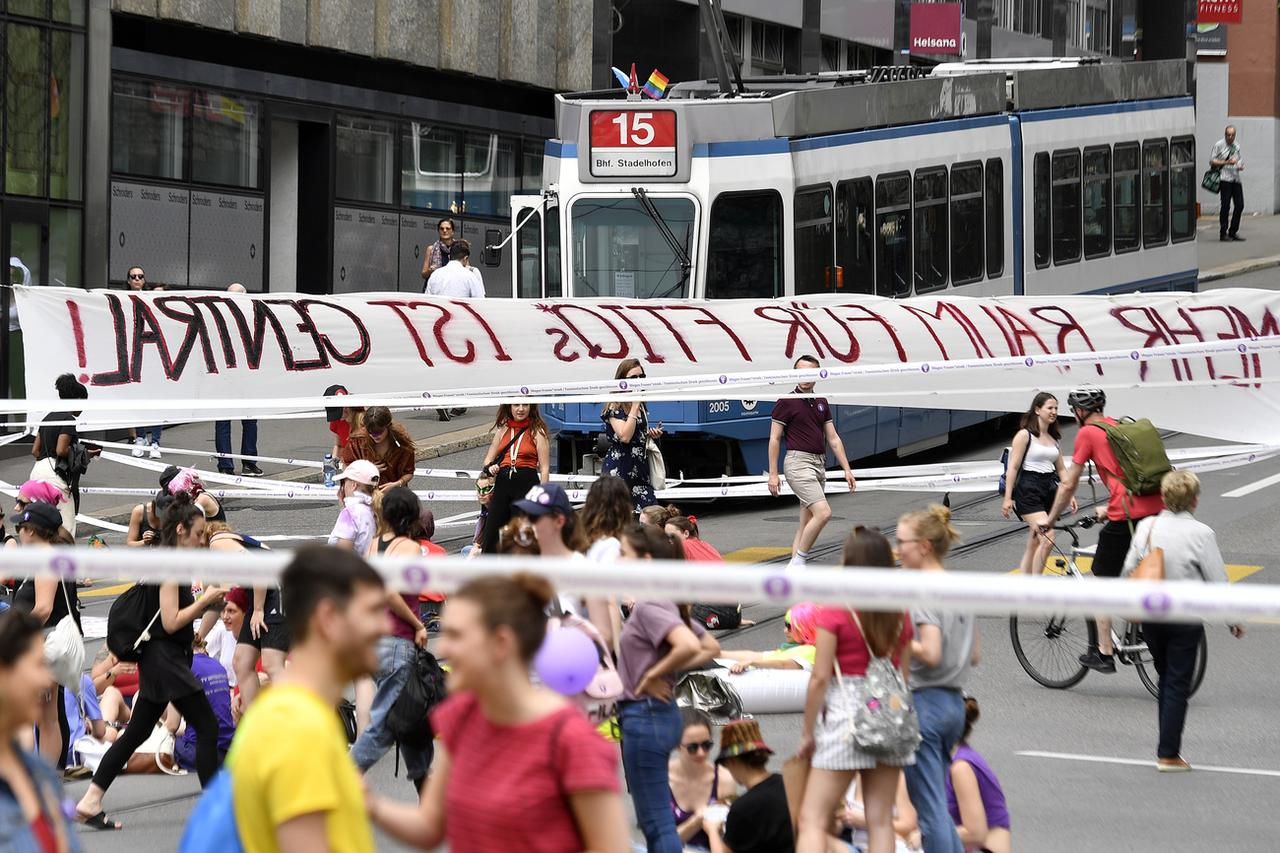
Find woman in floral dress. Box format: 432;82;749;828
600;359;664;514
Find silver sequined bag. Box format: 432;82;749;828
834;610;921;758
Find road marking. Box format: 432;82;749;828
80;582;133;599
723;546;791;563
1017;750;1280;779
1223;471;1280;498
1007;561;1263;582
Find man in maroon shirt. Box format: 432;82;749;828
767;356;857;568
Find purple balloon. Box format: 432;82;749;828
534;627;599;695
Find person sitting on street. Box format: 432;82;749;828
720;603;820;672
703;718;795;853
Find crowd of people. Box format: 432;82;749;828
0;367;1247;852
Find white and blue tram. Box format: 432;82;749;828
507;59;1197;477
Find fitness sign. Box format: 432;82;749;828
588;109;677;177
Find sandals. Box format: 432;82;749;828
77;810;122;831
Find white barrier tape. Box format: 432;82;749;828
92;438;328;470
3;548;1273;623
96;450;301;492
7;335;1280;422
0;430;31;448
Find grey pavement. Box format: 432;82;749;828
1197;212;1280;283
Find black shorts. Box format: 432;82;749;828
236;618;290;652
1012;470;1059;520
1091;519;1136;579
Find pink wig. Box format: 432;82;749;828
785;602;820;646
17;480;65;505
166;467;204;497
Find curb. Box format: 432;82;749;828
82;423;493;529
1197;254;1280;284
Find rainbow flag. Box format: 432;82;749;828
641;69;669;100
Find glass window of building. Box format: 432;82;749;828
875;172;911;298
1113;142;1140;253
463;131;516;218
49;207;81;286
949;162;983;286
111;78;186;181
1170;137;1195;242
8;0;47;19
520;138;544;193
707;190;781;299
913;166;948;293
1032;152;1049;268
836;177;874;294
571;196;695;298
191;89;260;188
401;122;460;212
1051;149;1081;265
48;30;83;200
6;23;48;196
794;186;834;294
335;114;394;205
1142;139;1168;248
984;158;1003;278
1082;146;1111;259
51;0;86;25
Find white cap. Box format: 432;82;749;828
334;459;380;486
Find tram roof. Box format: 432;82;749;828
555;59;1187;145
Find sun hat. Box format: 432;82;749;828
512;482;573;517
716;718;774;764
334;459;380;486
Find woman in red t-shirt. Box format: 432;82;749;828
367;573;629;853
796;527;914;853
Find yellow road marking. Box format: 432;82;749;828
1007;559;1264;582
79;582;134;599
723;546;792;563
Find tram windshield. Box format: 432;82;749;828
570;196;695;298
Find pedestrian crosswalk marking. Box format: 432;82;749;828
723;546;792;563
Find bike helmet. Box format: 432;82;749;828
1067;387;1107;413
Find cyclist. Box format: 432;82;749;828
1041;388;1164;673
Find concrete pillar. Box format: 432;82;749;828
84;0;111;288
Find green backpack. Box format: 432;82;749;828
1095;418;1171;497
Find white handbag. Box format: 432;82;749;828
39;580;85;695
646;437;667;491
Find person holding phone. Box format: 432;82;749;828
601;359;665;514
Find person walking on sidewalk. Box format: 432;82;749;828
1211;125;1246;242
214;283;264;477
767;356;857;568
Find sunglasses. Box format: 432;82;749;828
628;372;646;380
682;741;714;755
128;273;145;280
476;482;494;496
367;429;387;440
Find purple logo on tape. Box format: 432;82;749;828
1130;351;1141;361
1142;591;1172;616
421;391;432;399
819;369;829;380
921;363;931;374
402;564;430;589
762;576;792;600
1238;343;1248;354
50;555;76;579
719;375;728;385
1024;357;1034;367
619;380;628;391
520;386;530;395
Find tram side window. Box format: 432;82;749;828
707;190;783;299
795;186;835;295
516;208;542;298
1113;142;1140;253
1051;150;1081;265
1170;137;1196;243
1142;139;1169;248
1083;146;1111;259
985;158;1003;278
546;208;562;297
914;167;948;293
836;177;875;294
875;172;912;298
1033;152;1050;269
950;162;984;286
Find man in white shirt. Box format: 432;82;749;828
1210;125;1245;242
424;239;485;298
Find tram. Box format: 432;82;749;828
507;58;1197;477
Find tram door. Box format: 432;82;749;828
510;196;561;299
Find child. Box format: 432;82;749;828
327;459;379;554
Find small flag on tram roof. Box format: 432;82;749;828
611;66;631;89
642;69;669;100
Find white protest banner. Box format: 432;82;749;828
14;286;1280;442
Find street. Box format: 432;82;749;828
7;396;1276;851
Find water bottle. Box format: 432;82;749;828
323;454;336;488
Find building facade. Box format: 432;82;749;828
2;0;594;395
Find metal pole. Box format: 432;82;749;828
975;0;994;59
893;0;911;65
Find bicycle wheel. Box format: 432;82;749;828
1009;611;1092;689
1134;627;1209;699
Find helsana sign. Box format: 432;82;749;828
910;2;962;56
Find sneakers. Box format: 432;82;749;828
242;462;265;477
1157;757;1192;773
149;441;161;460
1230;234;1247;242
132;436;146;458
1079;649;1116;674
436;408;452;422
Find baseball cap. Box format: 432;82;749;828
513;483;573;517
323;384;349;424
334;459;380;486
16;501;62;532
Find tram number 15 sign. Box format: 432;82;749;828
589;110;678;177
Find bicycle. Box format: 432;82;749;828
1008;516;1207;698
